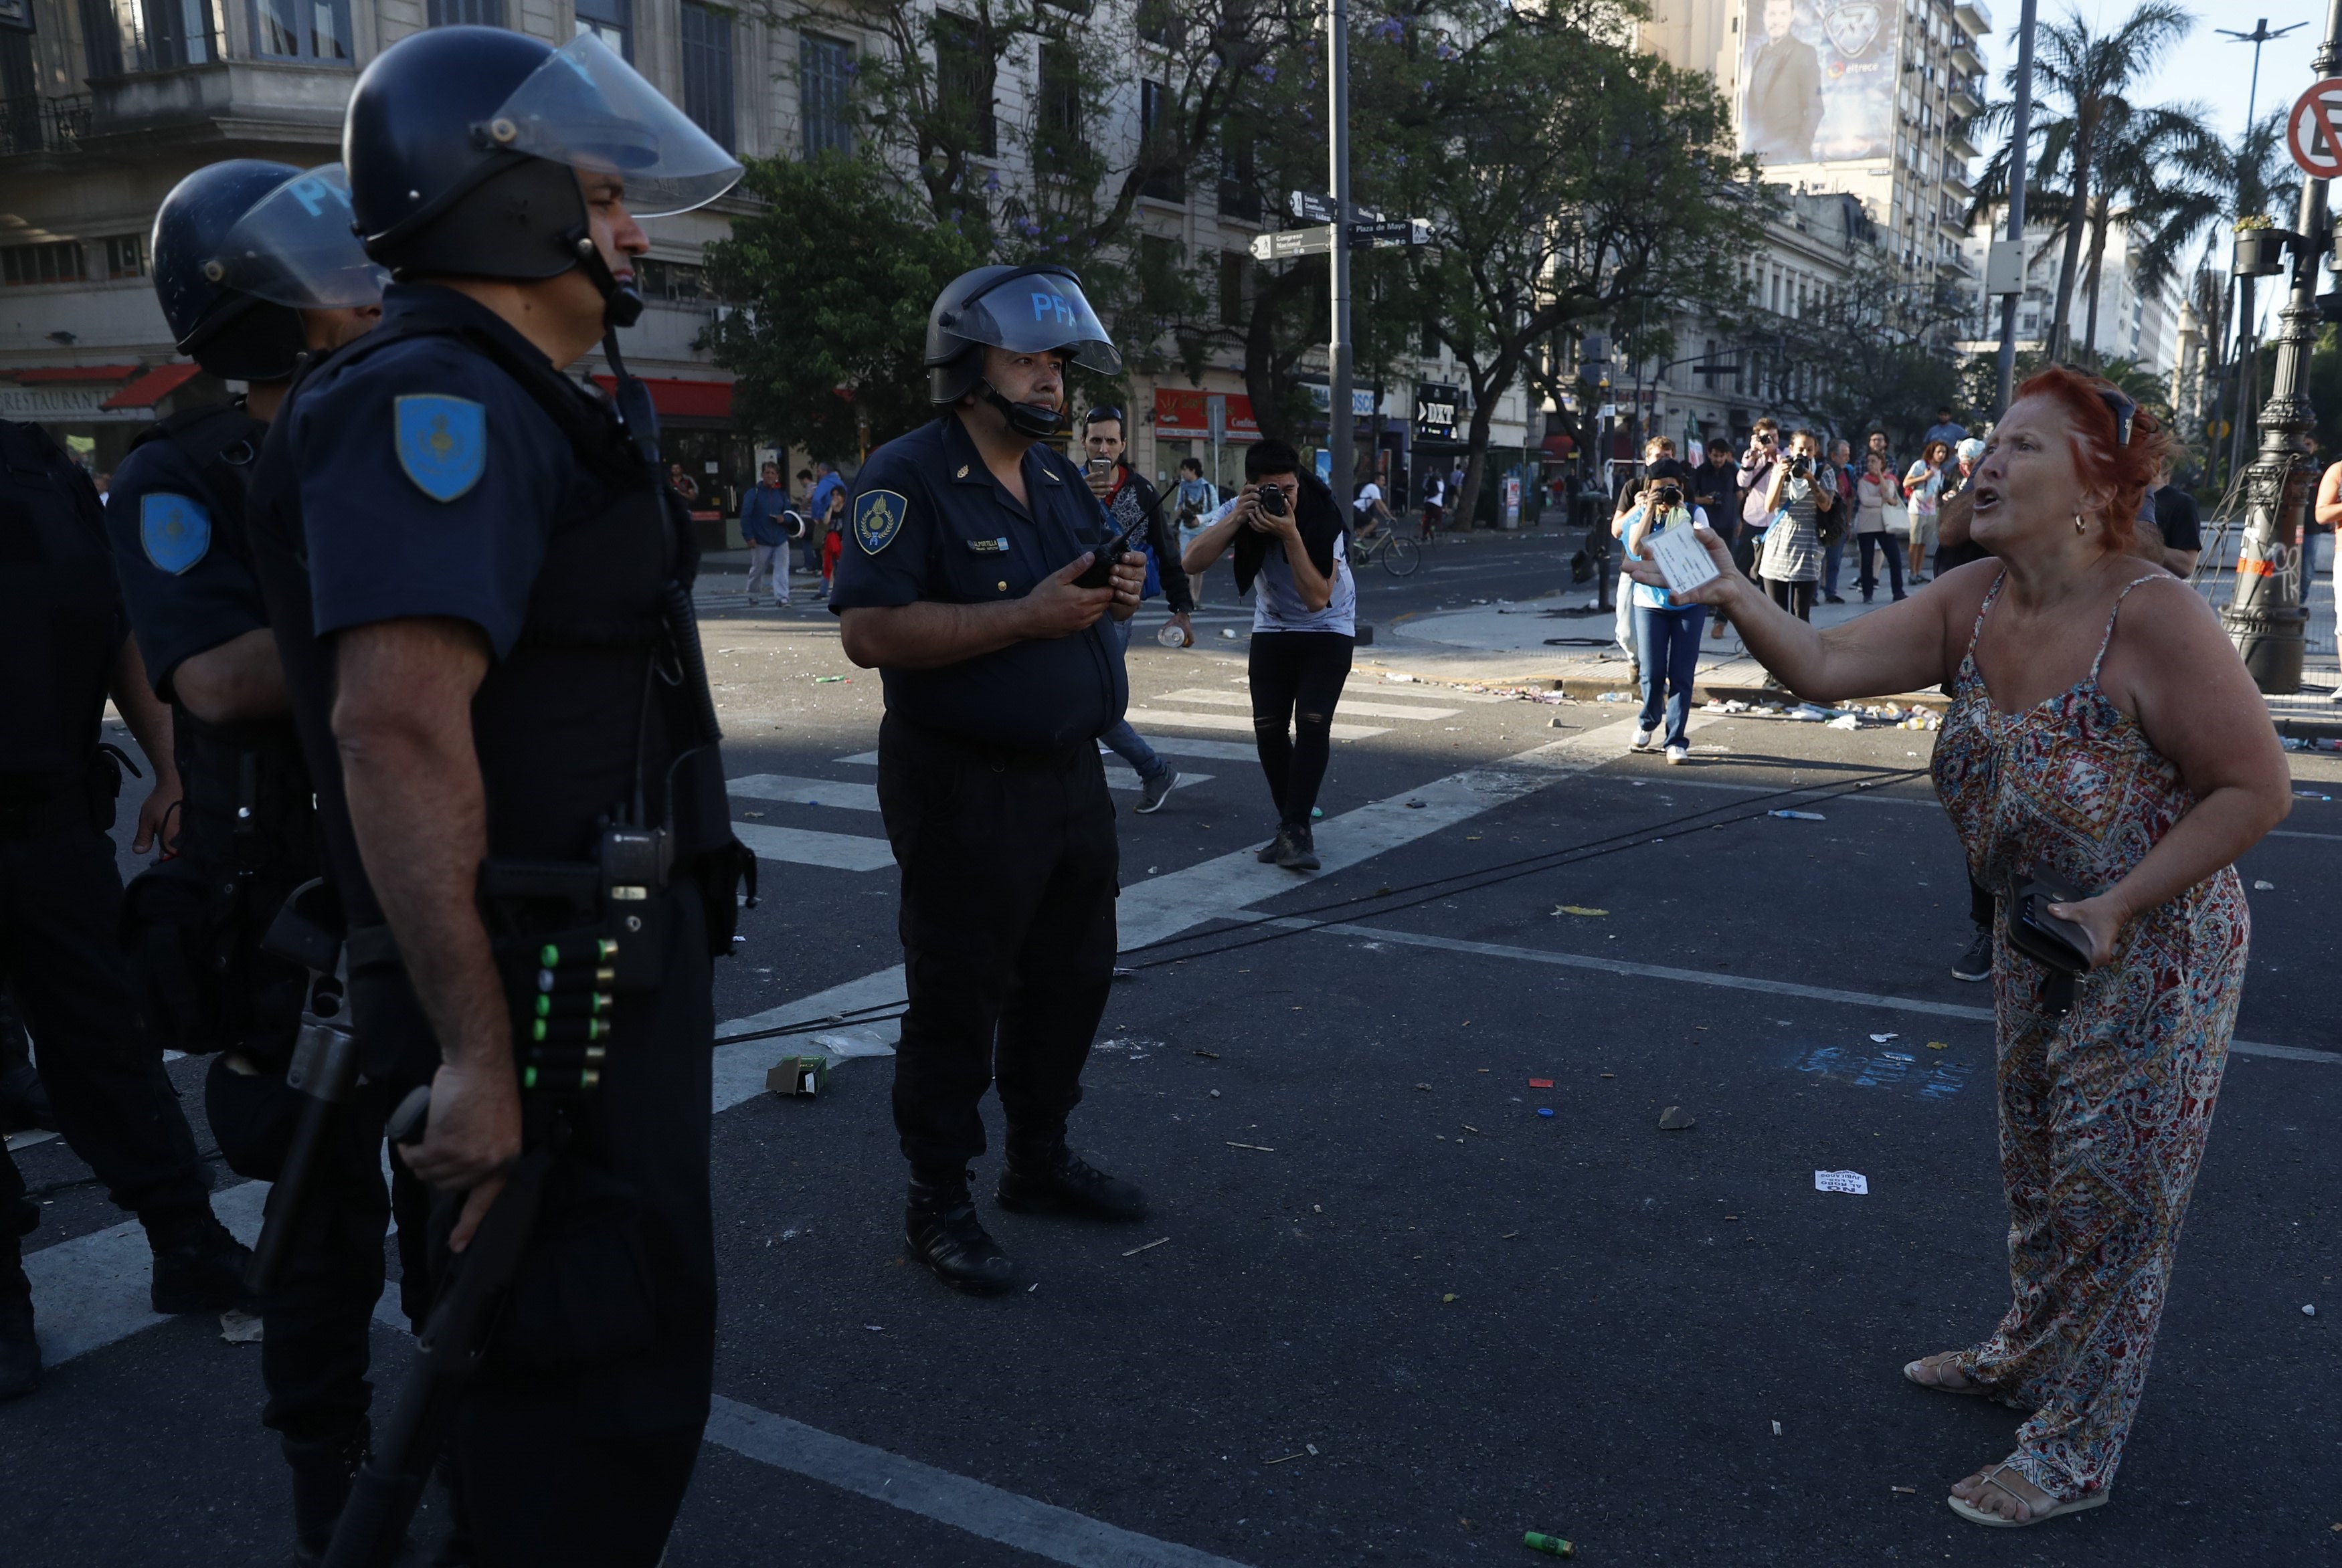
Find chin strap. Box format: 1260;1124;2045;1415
980;381;1067;440
600;326;660;468
569;233;645;330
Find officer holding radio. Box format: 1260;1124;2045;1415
242;27;747;1563
832;264;1151;1296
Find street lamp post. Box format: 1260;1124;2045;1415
2222;0;2342;694
1993;0;2038;417
2217;19;2307;491
1326;0;1354;516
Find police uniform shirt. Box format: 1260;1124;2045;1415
290;283;581;664
103;414;268;702
0;422;124;787
828;413;1128;752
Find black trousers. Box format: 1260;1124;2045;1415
1248;631;1356;831
1858;532;1906;598
0;821;211;1272
1765;577;1815;621
877;714;1119;1174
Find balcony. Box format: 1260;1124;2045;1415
1954;1;1991;39
0;95;93;158
1949;83;1981;118
1946;124;1979;160
1952;40;1981;75
83;59;350;147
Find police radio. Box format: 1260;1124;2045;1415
1075;510;1146;589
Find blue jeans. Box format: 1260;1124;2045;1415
1633;601;1708;749
1821;533;1845;597
1099;618;1168;781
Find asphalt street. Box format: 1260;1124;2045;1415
5;534;2338;1567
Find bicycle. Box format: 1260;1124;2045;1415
1352;524;1421;577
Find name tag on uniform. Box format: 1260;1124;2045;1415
966;536;1010;554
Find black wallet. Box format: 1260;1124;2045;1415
2005;868;2095;1014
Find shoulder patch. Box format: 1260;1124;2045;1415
854;490;910;555
393;395;487;502
139;492;212;575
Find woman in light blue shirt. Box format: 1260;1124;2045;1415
1622;478;1711;761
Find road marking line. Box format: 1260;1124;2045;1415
1282;920;2335;1065
843;737;1259;767
1160;688;1457;720
23;1180;268;1366
702;1397;1257;1568
733;821;896;872
712;721;1644;1100
732;773;880;812
1126;708;1389;741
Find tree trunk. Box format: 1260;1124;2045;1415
2048;108;2100;361
2081;196;2110;365
1455;367;1497;531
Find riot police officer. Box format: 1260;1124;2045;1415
0;417;253;1401
102;157;395;1561
244;27;745;1564
832;265;1152;1296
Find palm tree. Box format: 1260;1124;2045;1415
2017;1;2193;361
2074;99;2226;362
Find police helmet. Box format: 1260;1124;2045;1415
925;264;1123;405
213;163;390;314
344;28;740;312
152;159;309;381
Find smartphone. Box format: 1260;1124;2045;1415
1086;456;1115;480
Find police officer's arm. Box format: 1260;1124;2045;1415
839;557;1123;670
330;615;518;1248
174;628;290;724
106;635;182;855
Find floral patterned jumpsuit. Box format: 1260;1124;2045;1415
1928;571;2250;1501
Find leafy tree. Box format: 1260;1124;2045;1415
1733;250;1967;453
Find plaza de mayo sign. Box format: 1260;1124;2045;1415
0;384;151;423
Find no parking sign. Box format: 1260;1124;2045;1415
2287;77;2342;179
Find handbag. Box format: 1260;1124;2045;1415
2005;867;2095;1015
1882;500;1910;535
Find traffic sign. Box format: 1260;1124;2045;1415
1288;190;1338;223
1350;218;1431;248
2286;78;2342;179
1250;225;1338;260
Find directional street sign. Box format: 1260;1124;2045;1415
2287;78;2342;179
1350;217;1431;248
1251;225;1338;260
1288;190;1338;223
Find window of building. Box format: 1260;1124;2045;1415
1139;79;1182;201
426;0;503;25
103;233;145;278
1;239;88;286
1217;121;1259;221
678;0;734;152
934;13;995;157
1136;0;1176;47
82;0;219;75
573;0;629;58
252;0;351;61
1035;37;1081;172
1217;253;1248;326
800;31;852;158
634;258;705;302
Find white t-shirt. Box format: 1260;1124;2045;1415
1202;498;1358;635
1355;481;1383;515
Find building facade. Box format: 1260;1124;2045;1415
1952;219;2185;375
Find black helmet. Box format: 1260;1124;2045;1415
344;27;740;324
925;264;1122;409
152;159;308;381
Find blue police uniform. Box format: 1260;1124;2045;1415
250;282;738;1559
829;411;1127;1175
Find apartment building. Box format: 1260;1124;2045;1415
1952;219;2185;374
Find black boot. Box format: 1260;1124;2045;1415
997;1139;1149;1223
1273;823;1320;872
145;1209;254;1314
284;1423;367;1567
0;1245;38;1403
905;1171;1019;1295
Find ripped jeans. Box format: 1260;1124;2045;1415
1247;631;1355;830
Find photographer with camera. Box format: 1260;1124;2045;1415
1181;441;1354;871
1621;476;1711;762
1083;407;1190;810
1756;428;1827;622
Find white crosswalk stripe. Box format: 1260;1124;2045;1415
1155;688;1457;720
731;821;896;872
1124;707;1388;741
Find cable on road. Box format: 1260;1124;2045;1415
709;761;1929;1050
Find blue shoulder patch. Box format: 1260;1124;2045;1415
393;394;486;502
139;492;211;575
854;489;910;555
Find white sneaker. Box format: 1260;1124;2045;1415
1664;744;1689;765
1631;726;1656;750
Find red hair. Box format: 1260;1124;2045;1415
2011;364;2171;550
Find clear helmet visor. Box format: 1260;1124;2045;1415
215;164;390;310
954;270;1123;376
488;32;743;218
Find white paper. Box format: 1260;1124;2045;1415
1647;522;1720;597
1814;1169;1870;1195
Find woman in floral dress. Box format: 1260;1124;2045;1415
1623;365;2292;1527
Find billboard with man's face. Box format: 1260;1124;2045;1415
1738;0;1899;166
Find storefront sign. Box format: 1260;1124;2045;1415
1154;387;1260;443
0;385;153;423
1414;383;1461;443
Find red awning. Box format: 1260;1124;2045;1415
11;365;139;385
1538;433;1576;458
1152;387;1260;443
590;375;734;420
101;363;207;410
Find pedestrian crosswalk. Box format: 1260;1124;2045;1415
1156;688;1458;721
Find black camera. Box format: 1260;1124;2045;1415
1653;483;1684;508
1256;483;1289;517
1788;454;1813;478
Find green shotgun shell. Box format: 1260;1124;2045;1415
1522;1532;1574;1557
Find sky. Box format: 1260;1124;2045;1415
1975;1;2327;148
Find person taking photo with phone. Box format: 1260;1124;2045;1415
1182;440;1354;871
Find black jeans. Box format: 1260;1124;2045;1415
1248;631;1355;830
0;820;213;1272
1858;532;1906;598
877;715;1119;1174
1764;578;1815;622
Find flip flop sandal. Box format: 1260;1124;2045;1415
1902;1353;1988;1395
1947;1463;2110;1528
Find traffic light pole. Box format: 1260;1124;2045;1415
2222;0;2342;694
1327;0;1354;516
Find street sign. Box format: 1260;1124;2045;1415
1288;189;1338;223
2286;78;2342;178
1250;225;1338;261
1350;218;1431;248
